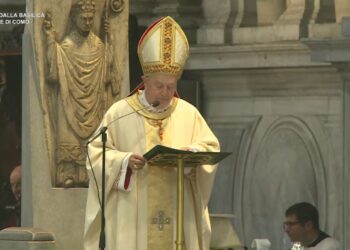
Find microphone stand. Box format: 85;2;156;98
86;101;160;250
99;126;107;250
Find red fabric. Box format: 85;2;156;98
124;167;132;190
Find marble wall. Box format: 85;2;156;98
194;65;343;249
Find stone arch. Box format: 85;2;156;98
240;115;327;248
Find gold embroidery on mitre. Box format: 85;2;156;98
138;16;189;78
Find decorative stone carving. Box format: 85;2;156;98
110;0;125;13
233;0;313;43
308;0;340;40
273;0;312;39
257;0;285;26
33;0;128;187
335;0;350;22
197;0;231;44
310;0;336;24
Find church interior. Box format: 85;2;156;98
0;0;349;249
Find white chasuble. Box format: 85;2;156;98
306;237;341;250
84;92;220;250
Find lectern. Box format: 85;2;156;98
144;145;231;250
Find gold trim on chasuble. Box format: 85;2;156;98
126;93;178;249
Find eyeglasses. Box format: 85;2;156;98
283;221;301;229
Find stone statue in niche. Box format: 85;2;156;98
41;0;124;187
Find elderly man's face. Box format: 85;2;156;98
144;75;177;109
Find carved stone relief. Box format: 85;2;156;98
32;0;128;187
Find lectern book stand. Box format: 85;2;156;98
144;145;231;250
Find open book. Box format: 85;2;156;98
143;145;231;166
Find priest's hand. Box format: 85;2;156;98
180;147;196;152
128;154;146;170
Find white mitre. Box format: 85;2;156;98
137;16;189;79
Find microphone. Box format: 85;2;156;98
86;100;160;250
86;100;160;145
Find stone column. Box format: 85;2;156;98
274;0;312;39
308;0;340;39
256;0;285;26
310;0;336;24
154;0;202;43
338;63;350;249
335;0;350;22
304;38;350;249
197;0;231;44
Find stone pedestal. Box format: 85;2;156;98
0;227;55;250
210;214;244;250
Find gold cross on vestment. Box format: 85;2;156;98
151;210;171;231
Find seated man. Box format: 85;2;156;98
284;202;340;250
